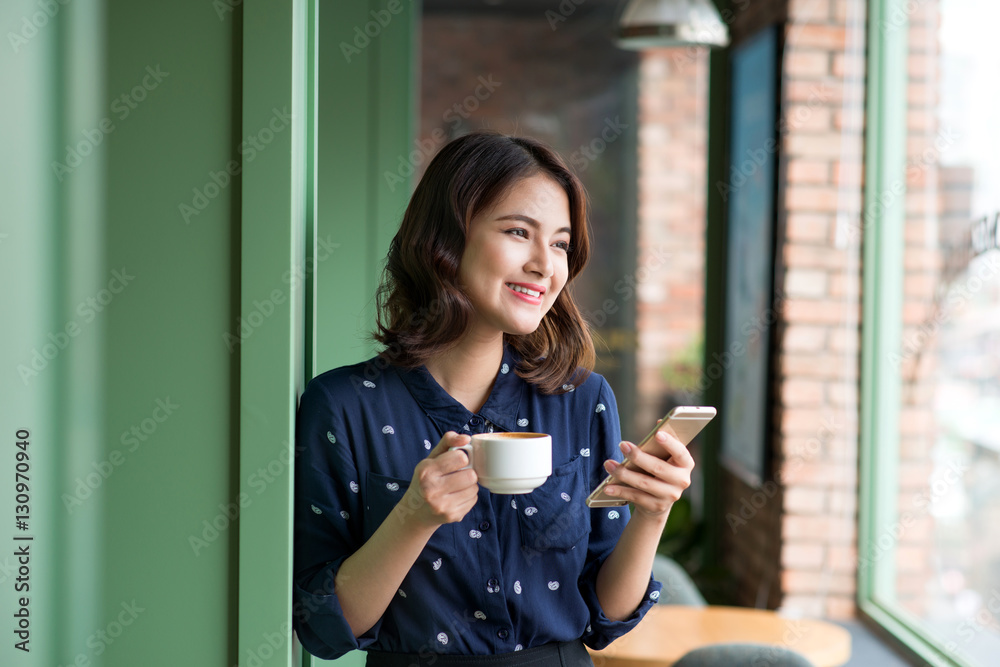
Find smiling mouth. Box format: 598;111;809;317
506;283;542;298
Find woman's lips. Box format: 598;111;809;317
505;283;544;304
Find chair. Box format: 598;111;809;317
651;554;706;607
672;643;816;667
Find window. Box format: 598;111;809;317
861;1;1000;664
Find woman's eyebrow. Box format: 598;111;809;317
496;214;572;236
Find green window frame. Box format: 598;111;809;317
858;1;973;665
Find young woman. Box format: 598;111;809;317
293;131;694;666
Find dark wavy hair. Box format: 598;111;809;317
373;130;595;394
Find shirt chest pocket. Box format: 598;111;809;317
515;456;591;555
363;472;458;564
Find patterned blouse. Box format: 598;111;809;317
292;345;660;660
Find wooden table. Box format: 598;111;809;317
588;605;852;667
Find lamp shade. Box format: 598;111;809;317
617;0;730;49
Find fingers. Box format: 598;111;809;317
651;429;695;467
631;431;694;470
427;431;473;471
427;431;470;459
603;457;687;498
600;435;694;511
436;483;480;524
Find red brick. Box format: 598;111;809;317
785;79;844;105
779;408;846;438
787;186;840;213
907;26;937;53
903;246;942;271
782;543;826;568
828;326;859;353
780;353;845;379
781;378;826;407
907;53;936;79
833;159;864;186
827;489;858;516
788;0;831;22
786;244;849;268
907;81;938;107
828;272;860;299
832;53;865;79
782;569;855;594
787;159;830;185
827;544;857;572
833;107;865;132
785;133;845;159
906;108;936;133
782;324;827;352
788;24;847;51
789;104;835;132
786;50;830;78
786;213;832;243
784;486;827;514
779;461;858;489
784;299;861;324
785;268;829;298
827;379;859;407
831;0;865;24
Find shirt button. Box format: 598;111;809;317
479;520;490;531
470;416;481;426
488;578;499;589
497;629;509;640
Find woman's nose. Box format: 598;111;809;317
525;242;554;278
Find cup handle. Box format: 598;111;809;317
450;443;473;470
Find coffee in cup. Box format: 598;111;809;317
452;432;552;494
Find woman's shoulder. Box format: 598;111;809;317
303;355;398;403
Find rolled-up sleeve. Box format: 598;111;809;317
292;377;382;659
578;379;662;650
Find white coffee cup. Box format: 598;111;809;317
452;432;552;494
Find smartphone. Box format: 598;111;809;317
585;406;717;508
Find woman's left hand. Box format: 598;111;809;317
601;430;694;520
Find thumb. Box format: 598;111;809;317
427;431;470;459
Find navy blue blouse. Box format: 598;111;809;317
292;346;661;660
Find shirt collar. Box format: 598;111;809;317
396;345;524;434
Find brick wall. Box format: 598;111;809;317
635;48;709;433
758;0;868;619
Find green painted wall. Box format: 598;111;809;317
5;0;238;663
2;1;414;665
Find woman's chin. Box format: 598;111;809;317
504;322;543;337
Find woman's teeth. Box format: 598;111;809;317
507;284;540;298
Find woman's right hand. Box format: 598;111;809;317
336;432;479;638
398;431;479;528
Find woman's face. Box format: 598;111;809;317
458;174;572;340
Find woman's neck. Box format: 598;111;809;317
424;332;505;414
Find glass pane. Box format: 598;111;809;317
889;0;1000;662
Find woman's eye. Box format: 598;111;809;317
553;240;572;252
506;228;528;238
